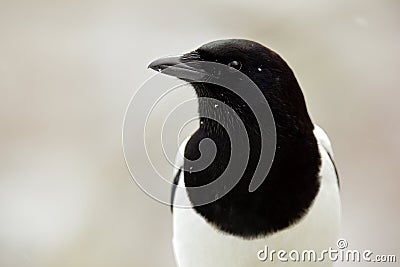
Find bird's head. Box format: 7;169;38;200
149;39;313;134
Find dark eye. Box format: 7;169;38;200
228;60;242;70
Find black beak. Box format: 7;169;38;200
148;55;208;82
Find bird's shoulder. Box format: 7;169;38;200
313;124;340;186
313;124;334;157
171;136;191;211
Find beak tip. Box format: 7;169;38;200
148;55;186;74
147;55;205;81
147;61;158;70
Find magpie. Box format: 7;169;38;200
149;39;341;267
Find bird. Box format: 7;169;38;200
148;39;341;267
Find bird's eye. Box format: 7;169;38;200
227;60;242;70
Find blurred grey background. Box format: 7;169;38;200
0;0;399;266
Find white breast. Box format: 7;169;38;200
172;125;341;267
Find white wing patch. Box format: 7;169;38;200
172;137;190;177
313;124;334;158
